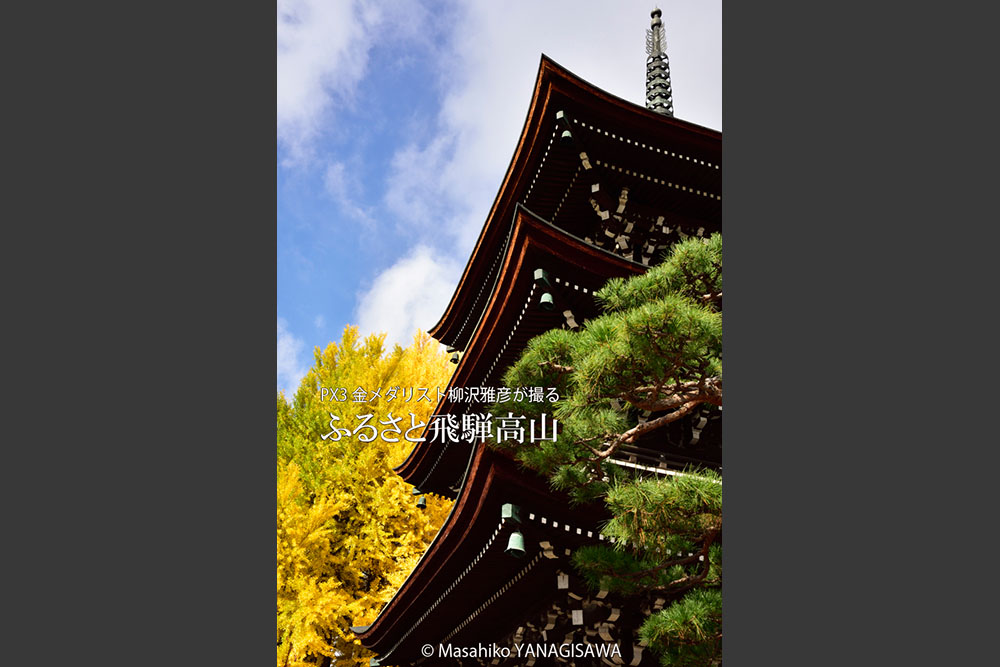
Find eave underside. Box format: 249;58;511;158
361;448;677;667
397;208;720;498
358;448;617;664
428;55;720;353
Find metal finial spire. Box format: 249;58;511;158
645;8;674;116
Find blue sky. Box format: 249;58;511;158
277;0;721;398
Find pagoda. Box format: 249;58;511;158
355;10;720;666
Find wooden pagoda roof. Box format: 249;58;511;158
428;55;721;353
396;204;721;498
357;57;722;666
395;205;647;497
356;445;647;665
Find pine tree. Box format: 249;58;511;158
490;235;722;666
277;328;454;667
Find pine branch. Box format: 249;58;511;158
623;376;722;411
583;527;720;595
585;399;702;461
537;361;575;374
610;552;702;580
651;528;719;595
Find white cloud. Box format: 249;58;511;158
277;0;437;166
323;161;375;227
384;133;458;231
277;318;308;400
354;246;462;349
277;0;378;165
314;314;325;329
383;1;721;255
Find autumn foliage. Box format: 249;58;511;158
277;327;453;666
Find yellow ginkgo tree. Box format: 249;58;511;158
277;327;453;667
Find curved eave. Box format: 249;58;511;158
427;54;720;348
396;205;646;493
453;205;646;393
357;445;497;654
357;445;606;661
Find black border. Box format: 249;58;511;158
723;2;973;664
22;2;280;664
